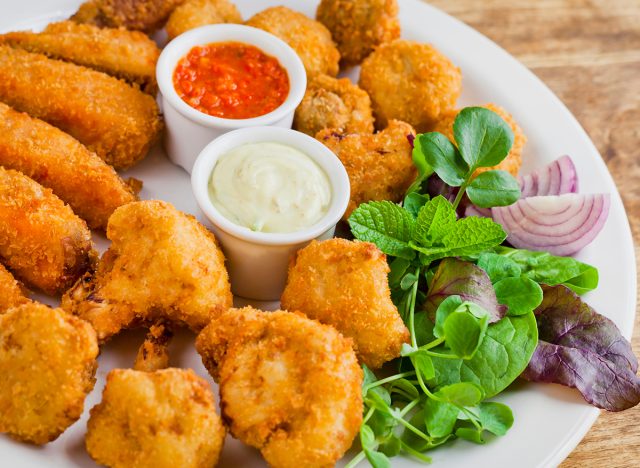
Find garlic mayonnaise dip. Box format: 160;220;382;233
208;142;331;233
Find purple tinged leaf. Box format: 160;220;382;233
522;285;640;411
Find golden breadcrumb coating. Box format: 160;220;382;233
359;39;462;131
316;0;400;65
62;200;232;342
246;6;340;78
316;119;416;219
73;0;186;33
133;323;174;372
293;74;374;136
0;102;138;230
196;307;363;468
0;303;98;444
433;103;527;177
282;238;409;369
86;368;225;468
0;21;160;94
0;263;29;314
0;46;162;170
0;168;95;295
166;0;242;40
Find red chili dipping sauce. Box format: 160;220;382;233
173;42;290;119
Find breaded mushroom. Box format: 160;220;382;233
86;368;225;468
282;238;409;369
293;74;374;136
0;303;98;444
0;168;96;295
196;307;363;468
245;6;340;78
0;263;29;314
166;0;243;40
359;39;462;131
72;0;186;33
316;0;400;65
316;119;416;219
433;103;527;177
61;200;232;342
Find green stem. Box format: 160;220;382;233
400;441;433;463
459;407;483;431
362;406;375;425
452;179;471;210
395;415;432;442
408;267;420;348
424;350;460;359
420;336;445;351
398;397;421;418
363;371;416;393
344;450;366;468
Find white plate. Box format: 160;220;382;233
0;1;636;467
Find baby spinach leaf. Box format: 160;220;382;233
436;382;484;407
466;170;521;208
424;398;459;438
443;311;488;359
404;192;430;218
476;252;521;283
416;132;468;186
477;402;514;436
414;195;456;245
494;277;543;316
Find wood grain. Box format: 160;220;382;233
426;0;640;466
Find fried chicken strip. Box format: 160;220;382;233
0;46;162;170
0;263;29;314
72;0;186;33
0;168;95;295
166;0;242;40
0;102;138;230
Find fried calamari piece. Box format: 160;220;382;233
359;39;462;131
0;21;160;94
0;46;162;170
316;119;416;219
133;323;174;372
433;103;527;177
72;0;186;33
166;0;242;40
196;307;362;468
316;0;400;65
0;303;98;444
62;200;232;342
0;263;29;314
245;6;340;78
282;238;409;369
0;103;138;230
293;74;374;136
86;368;225;468
0;168;95;295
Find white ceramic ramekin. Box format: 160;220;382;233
156;24;307;173
191;127;350;301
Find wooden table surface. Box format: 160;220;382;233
427;0;640;465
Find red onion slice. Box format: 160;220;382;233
492;193;610;256
518;155;578;198
464;204;492;218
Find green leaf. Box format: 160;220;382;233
349;201;416;259
411;350;435;381
494;277;543;316
436;382;484;407
424;398;459;438
389;379;420;400
478;402;514;436
404;192;430;218
413;195;456;245
455;427;485;444
434;295;463;338
378;435;402;457
368;409;397;439
400;272;419;290
411;133;431;176
417;132;468;186
443;311;488;359
466;170;521;208
453;107;514;169
388;257;411;288
414;312;437;347
476;252;521;283
360;424;376;449
364;449;391;468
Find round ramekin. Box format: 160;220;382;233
156;24;307;174
191;127;350;301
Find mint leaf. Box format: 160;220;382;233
466;170;521;208
494;276;543;316
417;132;468;186
453;107;514;169
414;195;456;245
349;201;416;260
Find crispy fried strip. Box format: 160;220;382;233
0;263;30;314
72;0;186;33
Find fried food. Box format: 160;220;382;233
72;0;186;33
359;39;462;131
86;368;225;468
316;119;416;219
196;307;362;468
0;263;29;314
282;238;409;369
433;103;527;177
293;74;374;136
166;0;242;40
0;303;98;444
62;200;232;342
0;168;95;295
133;323;173;372
245;6;340;78
0;21;160;94
316;0;400;65
0;102;139;230
0;46;162;170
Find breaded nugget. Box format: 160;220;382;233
62;200;232;342
73;0;186;33
316;0;400;65
133;323;173;372
0;303;98;444
166;0;242;40
86;368;225;468
359;40;462;131
316;120;416;219
196;307;362;468
0;103;138;230
0;21;160;94
433;103;527;177
0;263;29;314
282;238;409;369
245;6;340;78
0;168;95;295
0;46;162;170
293;74;374;136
